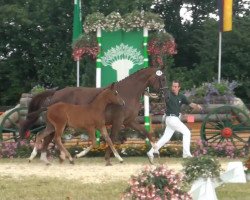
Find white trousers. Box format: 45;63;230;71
149;116;192;157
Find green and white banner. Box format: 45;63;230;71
96;28;151;145
97;29;147;86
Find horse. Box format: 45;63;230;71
20;67;166;165
28;83;125;164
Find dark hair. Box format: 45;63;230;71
172;80;181;87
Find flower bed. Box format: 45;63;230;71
122;165;191;200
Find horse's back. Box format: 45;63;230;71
52;87;103;105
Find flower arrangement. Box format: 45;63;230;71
84;11;164;33
83;12;105;33
104;12;125;32
72;33;99;61
148;32;177;68
193;139;247;158
182;156;223;184
122;165;191;200
185;79;240;104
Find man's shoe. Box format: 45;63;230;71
147;152;154;165
153;150;160;158
183;154;193;158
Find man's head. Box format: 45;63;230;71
171;80;181;95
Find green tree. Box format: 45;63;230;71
0;0;75;105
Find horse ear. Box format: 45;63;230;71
110;82;115;90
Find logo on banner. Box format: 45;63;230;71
102;43;144;81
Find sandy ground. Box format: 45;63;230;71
0;158;230;184
0;158;185;184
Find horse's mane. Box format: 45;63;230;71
116;67;155;85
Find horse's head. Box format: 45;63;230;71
106;83;125;106
148;68;167;93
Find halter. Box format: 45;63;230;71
155;70;167;97
145;69;167;100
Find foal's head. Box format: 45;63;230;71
104;83;125;106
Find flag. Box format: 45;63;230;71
73;0;82;43
218;0;233;32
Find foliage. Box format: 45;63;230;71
30;84;46;95
122;165;191;200
83;10;164;33
185;79;240;104
193;139;247;158
182;156;223;184
0;0;76;105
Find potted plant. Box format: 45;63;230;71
244;156;250;181
182;156;223;185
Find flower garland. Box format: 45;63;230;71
84;11;165;33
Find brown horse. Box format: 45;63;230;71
20;67;166;165
28;83;125;164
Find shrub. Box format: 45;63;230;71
122;165;191;200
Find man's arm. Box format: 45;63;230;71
189;103;202;111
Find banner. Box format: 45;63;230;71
72;0;82;42
100;30;145;86
218;0;233;32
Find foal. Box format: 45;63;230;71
29;83;125;164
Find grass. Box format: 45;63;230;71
0;176;127;200
0;157;250;200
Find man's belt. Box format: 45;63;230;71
166;113;180;117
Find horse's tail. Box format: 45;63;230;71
19;90;56;138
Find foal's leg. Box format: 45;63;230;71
75;128;96;158
40;133;55;164
105;121;123;166
54;128;74;164
29;126;54;165
100;126;123;163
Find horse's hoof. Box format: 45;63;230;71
119;160;124;163
74;155;78;159
105;162;112;166
28;159;31;163
70;160;75;165
46;162;52;166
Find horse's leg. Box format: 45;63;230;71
29;126;53;165
54;128;74;164
104;121;123;166
40;133;55;164
75;127;96;158
100;126;123;163
127;121;156;149
75;145;93;158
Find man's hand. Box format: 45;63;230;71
190;103;203;111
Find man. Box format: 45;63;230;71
147;80;202;164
